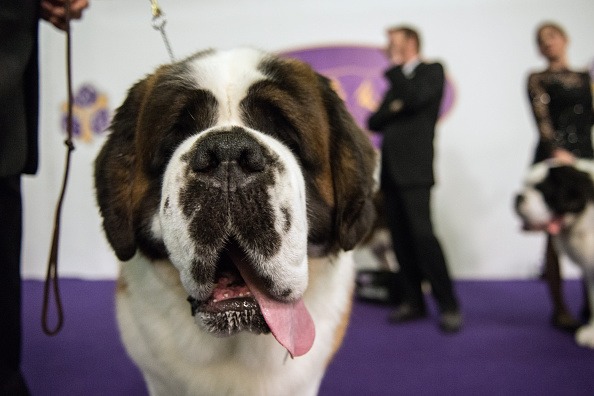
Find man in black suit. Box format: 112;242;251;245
367;26;461;332
0;1;88;393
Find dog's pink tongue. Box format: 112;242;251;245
547;217;563;235
235;264;315;358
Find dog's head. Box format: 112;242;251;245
515;161;594;234
95;48;376;356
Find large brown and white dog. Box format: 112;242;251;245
515;159;594;348
94;48;377;395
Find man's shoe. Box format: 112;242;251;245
439;310;462;333
388;304;427;323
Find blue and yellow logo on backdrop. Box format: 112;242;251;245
61;83;110;143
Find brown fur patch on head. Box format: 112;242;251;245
95;59;220;261
244;56;376;253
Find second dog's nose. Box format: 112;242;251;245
514;194;525;208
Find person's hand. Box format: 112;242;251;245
552;148;576;164
389;99;404;113
41;0;89;31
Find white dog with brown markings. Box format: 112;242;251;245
515;158;594;349
94;48;377;395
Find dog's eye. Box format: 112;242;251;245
147;89;218;174
242;98;302;156
241;83;322;172
174;90;218;137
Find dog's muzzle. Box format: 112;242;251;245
160;126;314;358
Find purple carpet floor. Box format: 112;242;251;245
22;279;594;395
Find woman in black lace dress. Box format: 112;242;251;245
527;22;593;331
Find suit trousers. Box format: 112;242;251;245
382;180;458;313
0;175;29;394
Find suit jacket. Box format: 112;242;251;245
367;62;444;186
0;0;40;177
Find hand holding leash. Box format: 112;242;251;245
40;0;89;31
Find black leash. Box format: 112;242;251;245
42;0;74;336
41;0;173;336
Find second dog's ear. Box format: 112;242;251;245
94;78;151;261
548;166;594;214
319;75;378;251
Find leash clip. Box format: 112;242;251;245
149;0;175;62
151;10;166;31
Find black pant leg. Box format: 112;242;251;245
400;187;459;313
0;175;29;395
382;182;425;308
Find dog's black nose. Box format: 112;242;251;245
192;128;266;173
190;128;268;191
514;194;524;208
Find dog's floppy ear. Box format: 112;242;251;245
319;75;378;251
94;78;151;261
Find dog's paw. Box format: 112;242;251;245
575;324;594;349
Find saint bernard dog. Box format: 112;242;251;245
94;47;377;395
515;159;594;348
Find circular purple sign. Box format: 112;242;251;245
280;45;456;148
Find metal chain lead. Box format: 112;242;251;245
149;0;175;62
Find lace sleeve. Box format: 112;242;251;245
527;73;555;142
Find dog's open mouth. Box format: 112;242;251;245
187;241;315;358
187;248;270;336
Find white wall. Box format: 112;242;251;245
22;0;594;279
